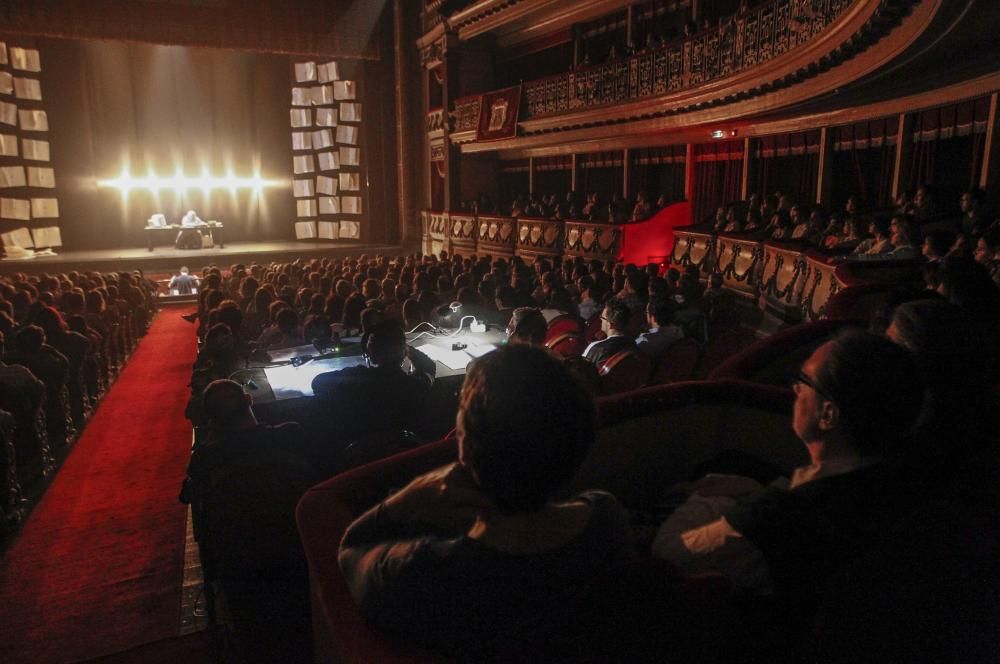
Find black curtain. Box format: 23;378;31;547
39;38;294;250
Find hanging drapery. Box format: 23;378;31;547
910;97;990;192
753;130;821;204
832;117;898;206
693;140;744;223
630;145;686;204
579;151;625;201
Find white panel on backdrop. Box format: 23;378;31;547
339;220;360;239
27;167;55;188
318;221;339;239
0;42;7;66
312;85;334;106
290;108;311;128
292;154;314;174
296;199;317;217
31;198;59;218
14;78;41;101
294;62;317;83
292;179;315;198
316;107;338;127
292;131;312;150
316;175;337;196
291;87;312;106
10;48;40;72
31;226;62;248
339;146;360;166
0;134;17;157
1;198;30;220
0;102;16;127
317;61;339;83
339;102;361;122
336;125;358;145
341;196;362;215
2;227;33;247
319;196;340;214
294;221;317;239
317;151;339;171
0;166;26;188
22;139;49;161
0;72;12;95
312;129;333;149
338;172;360;191
18;110;48;131
333;80;356;100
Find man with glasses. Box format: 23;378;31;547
582;299;635;366
653;332;924;648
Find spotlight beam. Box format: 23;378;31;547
98;170;283;193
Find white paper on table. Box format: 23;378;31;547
317;61;340;83
335;125;358;145
318;221;339;239
0;102;16;127
338;172;360;191
0;166;26;188
292;154;314;175
0;42;7;66
312;85;334;106
316;174;338;196
317;150;339;171
31;225;61;248
1;198;30;220
417;343;475;371
31;197;59;218
0;134;17;157
13;77;41;101
339;102;361;122
27;167;55;188
290;108;311;128
312;129;333;149
18;110;48;131
291;87;312;106
10;48;40;72
294;61;317;83
294;220;317;239
339;220;360;239
264;355;368;400
339;146;360;166
333;80;356;100
466;343;498;358
316;107;338;127
341;196;362;215
292;179;315;198
291;131;312;150
296;199;317;217
2;227;33;247
22;138;49;161
318;196;340;214
0;72;12;95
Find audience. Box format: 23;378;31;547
583;299;635;366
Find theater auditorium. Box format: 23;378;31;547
0;0;998;662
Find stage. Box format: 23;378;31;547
0;240;409;276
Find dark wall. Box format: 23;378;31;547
40;38;295;250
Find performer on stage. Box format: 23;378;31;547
168;266;199;294
176;209;207;250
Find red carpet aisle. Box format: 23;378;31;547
0;307;199;663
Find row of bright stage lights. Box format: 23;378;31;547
97;170;287;195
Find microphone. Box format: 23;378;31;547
436;301;463;318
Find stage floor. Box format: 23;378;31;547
0;240;409;275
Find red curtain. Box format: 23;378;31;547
753;131;821;204
832;118;898;206
909;97;990;193
0;1;381;58
693;141;743;223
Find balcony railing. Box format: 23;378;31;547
519;0;854;120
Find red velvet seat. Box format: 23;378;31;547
707;319;859;386
599;348;654;394
544;313;584;342
545;331;586;358
649;337;701;385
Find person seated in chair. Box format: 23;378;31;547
636;297;684;357
338;344;632;660
582;299;635;366
168;266;199;294
175;210;207;250
505;306;548;346
311;319;436;450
